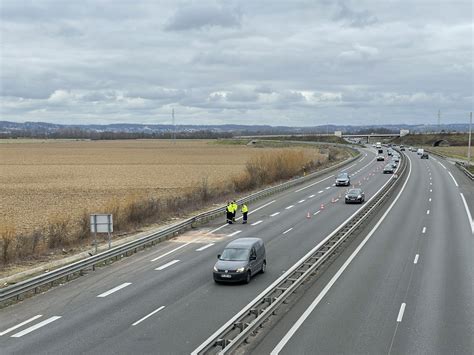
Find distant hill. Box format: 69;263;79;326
0;120;470;139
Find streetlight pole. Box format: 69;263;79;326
468;112;472;166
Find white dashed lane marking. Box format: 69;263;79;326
0;315;43;336
282;228;293;235
155;260;180;271
270;212;280;217
11;316;62;338
97;283;132;298
196;243;214;252
285;205;294;210
227;230;242;237
251;220;263;226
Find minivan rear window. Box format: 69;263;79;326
220;248;249;261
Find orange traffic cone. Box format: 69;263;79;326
306;211;311;219
320;203;325;210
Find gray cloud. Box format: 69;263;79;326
0;0;472;126
164;3;241;31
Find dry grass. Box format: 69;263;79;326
0;139;348;265
426;146;473;160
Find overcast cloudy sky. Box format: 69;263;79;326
0;0;472;126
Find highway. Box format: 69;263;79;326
0;147;472;354
254;151;473;354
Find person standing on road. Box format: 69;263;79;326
241;203;248;224
231;200;238;222
226;202;233;224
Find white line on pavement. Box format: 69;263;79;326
460;193;474;234
251;220;263;226
97;283;132;298
318;190;324;194
270;212;280;217
151;243;190;262
422;227;426;234
414;254;419;264
448;172;459;187
298;200;305;203
438;161;447;169
282;228;293;235
430;189;433;192
429;198;432;202
247;200;276;216
313;211;321;216
285;205;294;210
0;315;43;336
196;243;215;252
269;155;413;355
308;194;315;198
132;306;165;326
11;316;61;338
397;303;406;322
426;210;430;215
155;260;180;271
325;186;331;190
294;175;334;192
208;224;228;234
227;230;242;237
430;182;433;185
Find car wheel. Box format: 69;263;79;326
245;270;251;284
260;260;266;274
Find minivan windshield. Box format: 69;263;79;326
337;173;348;179
220;248;249;261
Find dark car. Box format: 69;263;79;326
421;153;429;159
383;164;395;174
335;172;351;186
213;238;266;284
400;146;405;151
345;188;365;204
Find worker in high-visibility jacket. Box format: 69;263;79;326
226;202;233;224
231;200;238;222
241;203;249;224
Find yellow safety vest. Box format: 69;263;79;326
241;204;248;213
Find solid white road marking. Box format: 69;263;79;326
298;200;305;203
429;198;432;202
132;306;165;326
422;227;426;234
270;212;280;217
247;200;276;216
282;228;293;235
414;254;419;264
313;211;321;216
11;316;61;338
269;155;413;355
397;303;406;322
251;220;263;226
325;187;331;190
0;315;43;336
227;230;242;237
308;194;315;198
97;283;132;298
196;243;215;252
318;190;324;194
155;260;180;271
448;172;459;187
426;210;430;215
294;175;335;193
151;243;190;262
460;193;474;234
285;205;294;210
438;161;447;169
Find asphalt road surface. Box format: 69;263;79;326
254;151;473;355
1;147;471;355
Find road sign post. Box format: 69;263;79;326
90;214;113;253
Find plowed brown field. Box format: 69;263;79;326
0;139;322;233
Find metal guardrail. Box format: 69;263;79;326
424;148;473;181
194;151;408;355
455;162;474;180
0;147;361;304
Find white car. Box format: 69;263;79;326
376;155;385;161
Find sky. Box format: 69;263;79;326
0;0;472;126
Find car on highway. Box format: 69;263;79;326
392;155;400;162
390;161;397;168
383;164;395;174
335;172;351;186
409;146;415;152
387;149;393;156
417;148;424;155
400;145;405;151
213;238;266;284
376;154;385;161
421;152;429;159
345;188;365;204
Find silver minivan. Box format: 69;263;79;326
213;238;266;284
